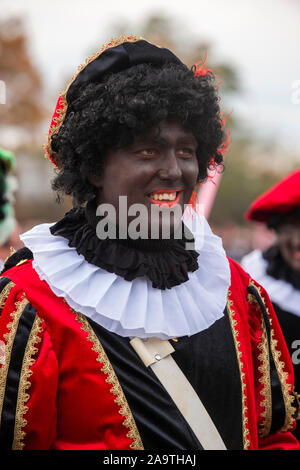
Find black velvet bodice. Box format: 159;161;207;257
87;309;244;450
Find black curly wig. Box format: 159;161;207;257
51;61;226;206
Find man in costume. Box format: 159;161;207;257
242;168;300;440
0;36;299;450
0;147;19;270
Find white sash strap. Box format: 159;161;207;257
130;337;227;450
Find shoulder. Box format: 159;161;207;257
1;252;53;305
1;246;33;274
226;256;293;370
226;256;277;328
227;256;253;303
227;255;272;301
240;249;267;282
0;250;91;392
0;249;75;332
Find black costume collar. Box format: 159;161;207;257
50;200;199;290
263;245;300;291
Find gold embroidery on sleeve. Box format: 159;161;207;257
0;295;27;424
270;326;296;432
2;247;16;267
292;391;300;421
248;281;296;433
257;317;272;438
15;260;28;267
248;282;273;437
74;311;144;450
0;280;15;311
12;315;43;450
227;293;250;450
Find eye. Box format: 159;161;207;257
135;148;158;157
177;148;195;157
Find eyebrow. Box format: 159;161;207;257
133;134;197;147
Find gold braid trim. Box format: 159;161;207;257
0;280;15;311
0;296;27;424
74;311;144;450
227;293;250;450
45;35;144;163
270;326;296;432
292;391;300;421
257;317;272;438
249;281;296;433
3;247;16;265
12;315;43;450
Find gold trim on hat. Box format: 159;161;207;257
45;35;143;163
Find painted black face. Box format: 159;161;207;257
277;219;300;275
91;120;199;237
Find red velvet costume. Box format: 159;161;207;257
0;256;299;450
242;167;300;442
1;36;299;452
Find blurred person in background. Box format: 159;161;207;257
242;168;300;440
0;147;21;269
0;37;299;451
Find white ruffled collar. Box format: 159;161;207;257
20;210;231;339
241;249;300;317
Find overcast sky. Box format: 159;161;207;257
2;0;300;154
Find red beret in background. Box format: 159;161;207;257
245;168;300;223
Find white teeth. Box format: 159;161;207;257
150;192;177;201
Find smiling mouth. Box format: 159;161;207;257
148;190;183;208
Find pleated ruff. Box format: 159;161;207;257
49;206;199;290
242;249;300;317
20;211;231;339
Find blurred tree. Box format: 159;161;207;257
210;140;281;224
0;17;45;127
0;16;66;223
111;14;239;94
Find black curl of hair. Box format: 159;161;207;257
51;62;225;206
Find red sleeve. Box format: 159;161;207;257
0;280;59;450
248;278;300;450
22;324;59;449
259;432;300;450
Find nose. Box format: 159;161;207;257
157;150;182;181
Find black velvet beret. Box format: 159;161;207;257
46;37;187;164
67;40;185;102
